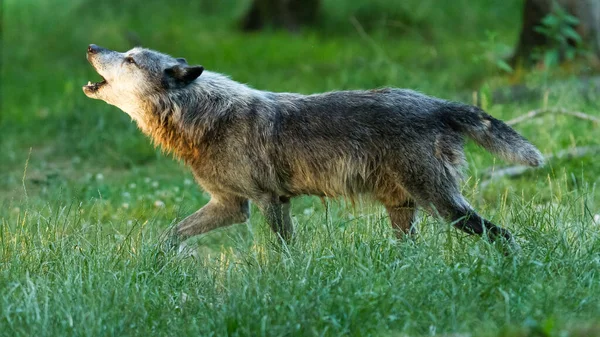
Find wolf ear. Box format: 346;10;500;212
165;65;204;86
176;58;187;65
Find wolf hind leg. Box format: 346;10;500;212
375;182;418;238
430;193;512;242
441;195;512;242
400;171;512;243
384;200;418;238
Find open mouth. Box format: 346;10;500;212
84;77;107;92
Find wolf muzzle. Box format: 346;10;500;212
87;44;108;55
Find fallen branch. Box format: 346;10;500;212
480;146;600;188
507;108;600;126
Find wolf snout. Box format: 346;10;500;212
87;44;106;54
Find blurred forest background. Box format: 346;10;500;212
1;1;600;336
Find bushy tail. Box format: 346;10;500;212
442;104;544;167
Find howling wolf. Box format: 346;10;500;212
83;44;543;245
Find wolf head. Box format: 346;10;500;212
83;44;204;120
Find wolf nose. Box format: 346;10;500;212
88;44;100;54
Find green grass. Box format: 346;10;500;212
1;0;600;336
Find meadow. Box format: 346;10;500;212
1;0;599;336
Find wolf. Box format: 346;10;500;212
83;44;543;246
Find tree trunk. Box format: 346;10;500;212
240;0;320;32
511;0;600;65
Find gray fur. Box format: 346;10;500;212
83;45;544;245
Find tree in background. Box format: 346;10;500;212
511;0;600;66
241;0;320;32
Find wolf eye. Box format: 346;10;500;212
124;57;136;65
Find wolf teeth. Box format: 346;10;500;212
87;81;92;86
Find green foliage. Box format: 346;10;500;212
533;3;587;68
1;0;600;336
473;31;514;74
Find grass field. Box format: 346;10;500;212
1;0;600;336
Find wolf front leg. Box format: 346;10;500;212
254;195;294;242
174;195;250;241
